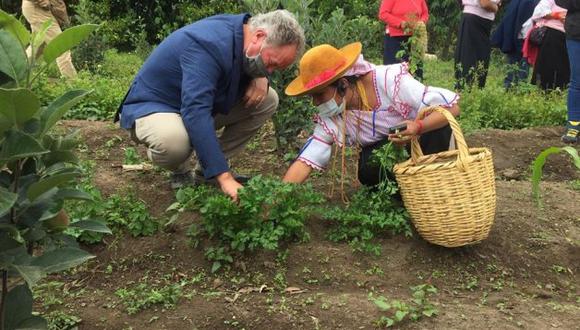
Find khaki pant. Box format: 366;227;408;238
22;0;77;79
131;87;279;174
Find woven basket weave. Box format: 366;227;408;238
393;107;496;247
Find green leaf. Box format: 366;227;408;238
3;284;34;330
0;10;30;47
531;146;580;204
0;130;47;163
69;220;111;234
11;264;44;287
372;298;391;311
0;88;40;128
394;310;408;322
0;185;17;217
0;224;23;243
30;19;53;59
422;308;438;317
0;30;27;84
31;247;94;274
561;146;580;169
56;188;93;201
43;24;99;64
27;172;79;201
40;89;91;135
211;261;221;273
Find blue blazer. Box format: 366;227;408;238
119;14;251;179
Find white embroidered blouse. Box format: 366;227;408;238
297;62;459;170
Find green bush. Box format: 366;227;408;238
168;176;324;272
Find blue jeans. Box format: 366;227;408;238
566;39;580;121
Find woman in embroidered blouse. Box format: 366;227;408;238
378;0;429;80
283;43;460;186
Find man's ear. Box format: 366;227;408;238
253;29;267;43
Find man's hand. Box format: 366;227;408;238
216;172;243;201
243;77;269;108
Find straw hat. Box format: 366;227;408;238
285;42;362;96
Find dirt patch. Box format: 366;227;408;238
44;121;579;330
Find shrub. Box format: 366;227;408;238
167;176;324;272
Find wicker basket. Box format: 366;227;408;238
393;107;496;247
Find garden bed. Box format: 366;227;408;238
43;120;579;330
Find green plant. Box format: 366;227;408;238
45;310;81;330
115;282;183;315
531;146;580;205
0;11;110;328
324;142;411;255
123;147;141;165
167;176;324;272
65;160;158;242
370;284;439;327
71;0;109;72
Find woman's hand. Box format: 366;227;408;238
243;77;269;108
388;120;421;145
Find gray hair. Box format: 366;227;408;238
248;10;305;59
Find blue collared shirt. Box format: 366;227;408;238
119;13;251;179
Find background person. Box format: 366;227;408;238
282;43;460;187
21;0;77;79
454;0;501;90
116;10;305;200
378;0;429;81
525;0;569;90
556;0;580;143
491;0;540;89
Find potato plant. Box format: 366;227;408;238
324;142;411;255
168;176;324;272
0;11;109;329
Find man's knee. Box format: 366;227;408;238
148;132;191;166
134;117;191;169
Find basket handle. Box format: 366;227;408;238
410;106;470;171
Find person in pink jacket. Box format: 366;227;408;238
379;0;429;80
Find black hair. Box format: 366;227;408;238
330;76;359;96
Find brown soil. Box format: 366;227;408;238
45;121;579;330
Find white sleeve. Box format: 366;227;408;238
384;63;429;118
421;86;460;109
296;124;334;170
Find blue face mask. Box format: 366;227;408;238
317;90;345;118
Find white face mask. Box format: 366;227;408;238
243;43;269;78
316;90;345;118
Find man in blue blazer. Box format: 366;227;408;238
117;10;305;200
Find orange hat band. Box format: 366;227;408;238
304;60;346;89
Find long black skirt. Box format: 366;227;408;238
357;125;453;186
454;13;493;90
532;27;570;91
